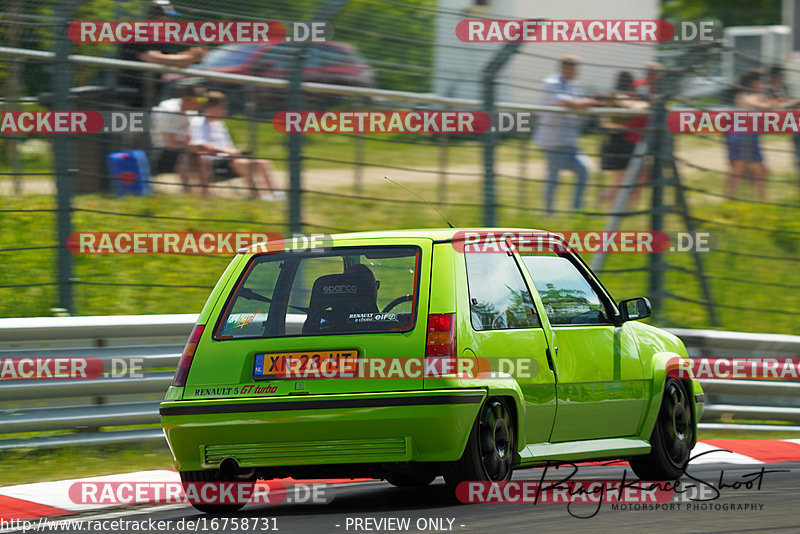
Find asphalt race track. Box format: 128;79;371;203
13;462;799;534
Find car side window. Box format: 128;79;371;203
465;253;540;331
216;261;281;338
520;254;610;325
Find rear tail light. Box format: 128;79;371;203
426;313;456;358
172;325;204;387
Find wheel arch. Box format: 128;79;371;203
444;380;526;460
484;381;526;453
638;351;702;448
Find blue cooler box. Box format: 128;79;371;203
107;150;152;196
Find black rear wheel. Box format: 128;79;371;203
385;472;437;488
630;379;694;480
180;470;246;514
442;398;516;493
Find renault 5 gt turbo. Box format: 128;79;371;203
160;228;703;513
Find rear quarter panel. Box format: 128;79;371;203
423;243;531;449
164;253;245;402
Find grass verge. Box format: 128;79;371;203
1;173;799;333
0;444;173;487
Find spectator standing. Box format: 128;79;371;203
118;0;208;109
598;70;650;208
633;61;664;99
190;92;282;200
725;70;772;199
151;84;209;194
533;55;599;214
765;65;789;101
765;65;800;175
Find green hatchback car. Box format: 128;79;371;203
160;228;703;513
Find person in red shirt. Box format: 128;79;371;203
632;61;663;99
598;70;650;208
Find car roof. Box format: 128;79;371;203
240;227;550;253
328;227;547;241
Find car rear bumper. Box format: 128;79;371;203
160;390;485;472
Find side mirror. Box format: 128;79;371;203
619;297;651;321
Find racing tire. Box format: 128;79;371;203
630;378;694;481
385;472;437;488
180;470;246;514
442;397;516;493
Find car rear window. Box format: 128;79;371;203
215;246;421;339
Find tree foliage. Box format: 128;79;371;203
661;0;782;27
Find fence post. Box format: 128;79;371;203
286;56;305;234
517;134;528;209
437;129;449;205
668;137;719;326
286;0;349;234
52;0;78;314
354;133;364;194
481;41;521;227
246;86;258;196
5;0;23;195
648;97;668;318
588;139;648;273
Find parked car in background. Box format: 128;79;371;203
165;41;375;110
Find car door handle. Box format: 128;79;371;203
545;348;555;372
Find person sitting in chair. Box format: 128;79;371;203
190;91;282;200
150;84;208;194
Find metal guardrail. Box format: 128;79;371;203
0;314;193;450
0;45;647;116
0;316;798;450
669;327;800;430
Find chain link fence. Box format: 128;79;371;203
1;0;799;334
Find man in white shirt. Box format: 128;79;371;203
533;56;598;214
151;85;209;194
190;91;281;200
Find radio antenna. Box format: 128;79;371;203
384;176;455;228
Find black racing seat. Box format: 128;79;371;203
302;270;379;333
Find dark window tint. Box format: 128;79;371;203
465;253;540;331
216;247;420;338
520;255;609;325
